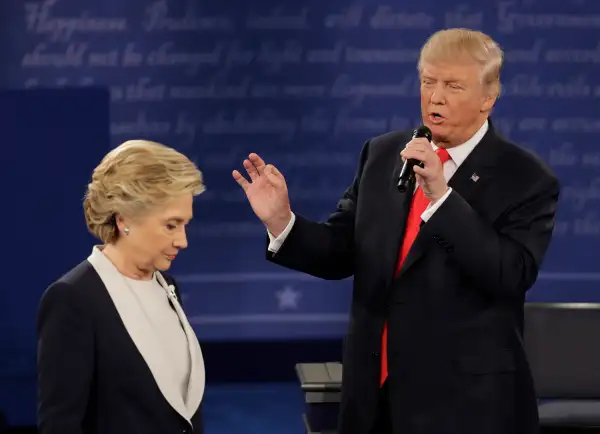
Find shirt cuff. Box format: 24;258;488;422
421;188;452;222
267;212;296;253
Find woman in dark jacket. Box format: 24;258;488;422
37;140;206;434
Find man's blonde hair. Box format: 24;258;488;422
418;28;504;96
83;140;205;243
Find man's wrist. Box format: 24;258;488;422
266;212;293;237
431;186;450;205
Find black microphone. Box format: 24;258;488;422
397;125;432;192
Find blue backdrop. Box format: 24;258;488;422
0;88;111;426
0;0;598;345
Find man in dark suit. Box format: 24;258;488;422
233;28;560;434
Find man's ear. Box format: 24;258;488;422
481;84;499;112
481;95;496;112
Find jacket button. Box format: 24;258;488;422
372;351;380;357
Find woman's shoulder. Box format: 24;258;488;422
52;259;99;287
41;260;102;305
37;260;105;334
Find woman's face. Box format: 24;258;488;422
116;194;193;274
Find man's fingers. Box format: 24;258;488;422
243;159;259;181
405;138;431;151
413;165;427;176
232;170;250;192
268;164;284;179
400;148;426;162
235;155;285;192
264;164;285;187
248;153;266;174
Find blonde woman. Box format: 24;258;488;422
37;140;206;434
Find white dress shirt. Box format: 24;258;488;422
267;120;489;253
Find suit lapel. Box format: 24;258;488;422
155;272;205;417
385;136;416;284
446;122;501;203
87;247;192;423
393;121;502;279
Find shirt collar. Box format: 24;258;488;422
431;119;489;168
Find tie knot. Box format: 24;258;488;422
436;148;451;164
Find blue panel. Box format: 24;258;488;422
0;88;110;425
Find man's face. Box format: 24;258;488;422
419;60;494;147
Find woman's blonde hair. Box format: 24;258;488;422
418;28;504;97
83;140;205;243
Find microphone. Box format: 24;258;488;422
397;125;432;192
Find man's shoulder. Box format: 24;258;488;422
495;133;558;186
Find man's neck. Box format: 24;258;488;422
437;117;488;149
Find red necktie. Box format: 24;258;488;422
380;148;451;386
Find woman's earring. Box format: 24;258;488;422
124;228;130;235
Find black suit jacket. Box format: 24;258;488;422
268;120;560;434
36;260;204;434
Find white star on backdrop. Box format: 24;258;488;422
275;286;301;310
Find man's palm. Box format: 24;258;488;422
232;153;291;229
245;172;286;222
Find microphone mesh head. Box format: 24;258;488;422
413;125;432;142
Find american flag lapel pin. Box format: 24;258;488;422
470;173;480;182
